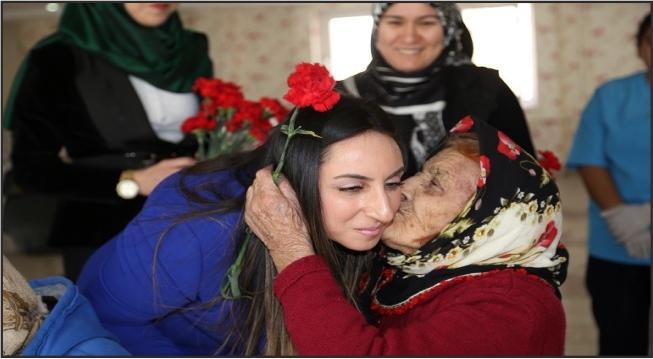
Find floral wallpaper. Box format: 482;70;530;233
2;3;651;166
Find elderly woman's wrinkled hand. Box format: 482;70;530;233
245;166;314;272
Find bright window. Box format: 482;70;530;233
320;3;537;108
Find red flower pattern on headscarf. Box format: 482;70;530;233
451;115;474;133
536;221;558;248
497;131;521;160
478;155;490;187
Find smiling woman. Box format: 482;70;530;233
76;90;408;356
335;2;536;177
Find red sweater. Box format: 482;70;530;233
274;255;566;356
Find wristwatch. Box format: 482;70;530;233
116;170;139;199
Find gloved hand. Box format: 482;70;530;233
600;203;651;242
621;227;651;259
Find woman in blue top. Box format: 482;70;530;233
77;93;407;356
566;12;651;356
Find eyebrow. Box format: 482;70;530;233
428;166;447;175
381;14;440;21
333;166;406;181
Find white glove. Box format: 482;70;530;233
600;203;651;242
621;227;651;259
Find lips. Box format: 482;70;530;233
397;48;420;55
357;224;384;238
150;3;169;11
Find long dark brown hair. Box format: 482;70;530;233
154;94;407;355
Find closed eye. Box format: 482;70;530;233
339;185;363;193
386;181;404;191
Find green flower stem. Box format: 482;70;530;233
272;108;299;185
219;107;320;300
220;229;253;299
196;131;206;161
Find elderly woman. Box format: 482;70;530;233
336;3;535;176
246;116;568;355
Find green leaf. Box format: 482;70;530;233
295;129;322;138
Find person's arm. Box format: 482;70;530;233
77;174;239;355
9;43;193;200
273;256;563;355
76;212;202;355
9;43;123;199
576;166;623;210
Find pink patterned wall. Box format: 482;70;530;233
2;3;651;165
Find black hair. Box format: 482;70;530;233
637;12;651;47
165;93;407;355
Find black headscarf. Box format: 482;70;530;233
339;3;474;168
349;3;473;107
369;116;569;314
3;3;213;129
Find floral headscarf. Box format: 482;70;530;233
2;256;48;355
370;116;569;313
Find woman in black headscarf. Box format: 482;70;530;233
3;3;213;282
336;3;535;176
246;116;568;355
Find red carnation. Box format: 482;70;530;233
260;97;290;121
283;63;340;112
181;111;216;133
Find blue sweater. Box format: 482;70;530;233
22;276;131;356
77;169;253;355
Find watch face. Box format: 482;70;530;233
117;180;139;199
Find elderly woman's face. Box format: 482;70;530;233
381;147;478;254
376;3;445;73
124;3;178;27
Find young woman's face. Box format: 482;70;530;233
124;3;178;27
381;147;479;254
376;3;445;73
319;132;405;251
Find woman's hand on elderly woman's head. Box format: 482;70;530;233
245;166;314;272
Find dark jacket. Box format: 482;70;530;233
8;41;197;247
336;65;535;176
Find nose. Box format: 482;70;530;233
365;187;396;224
402;23;419;42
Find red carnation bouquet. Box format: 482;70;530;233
221;63;341;299
182;78;289;161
